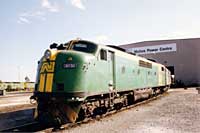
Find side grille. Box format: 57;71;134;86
139;60;152;68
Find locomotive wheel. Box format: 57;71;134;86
93;107;107;116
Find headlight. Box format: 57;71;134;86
44;50;51;60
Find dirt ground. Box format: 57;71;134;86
67;88;200;133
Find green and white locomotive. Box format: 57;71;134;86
31;39;171;125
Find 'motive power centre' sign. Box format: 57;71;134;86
127;43;177;55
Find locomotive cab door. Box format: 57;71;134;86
108;51;115;91
108;51;116;106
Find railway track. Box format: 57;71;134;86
0;121;41;132
0;92;32;99
0;92;167;132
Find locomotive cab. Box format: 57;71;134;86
34;40;98;94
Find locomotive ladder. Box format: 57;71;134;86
108;82;116;107
109;91;116;107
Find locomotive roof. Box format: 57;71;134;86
76;40;164;66
54;39;166;68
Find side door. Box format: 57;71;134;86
107;51;115;91
158;67;162;86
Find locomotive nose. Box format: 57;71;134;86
36;49;94;94
53;51;92;92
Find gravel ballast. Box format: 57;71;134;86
67;88;200;133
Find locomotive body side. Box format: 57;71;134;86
93;45;171;92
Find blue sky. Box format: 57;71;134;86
0;0;200;81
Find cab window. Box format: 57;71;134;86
71;42;97;53
161;67;164;71
100;49;107;60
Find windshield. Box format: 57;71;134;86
71;42;97;54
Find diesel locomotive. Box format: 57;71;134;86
31;39;171;125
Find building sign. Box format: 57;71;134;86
127;43;177;55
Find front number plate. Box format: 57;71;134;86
63;63;77;68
